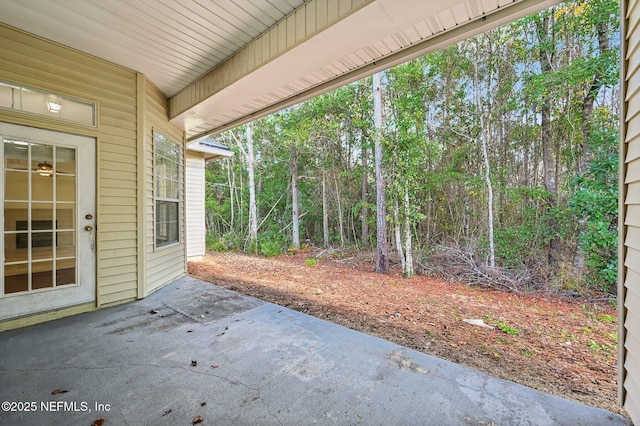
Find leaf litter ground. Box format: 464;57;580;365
188;251;624;416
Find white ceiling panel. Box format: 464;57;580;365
0;0;301;97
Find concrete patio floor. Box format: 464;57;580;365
0;277;632;426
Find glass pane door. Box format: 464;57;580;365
3;139;76;295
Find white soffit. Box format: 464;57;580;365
174;0;562;140
0;0;304;97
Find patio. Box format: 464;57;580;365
0;277;632;425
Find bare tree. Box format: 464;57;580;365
232;122;258;251
361;140;369;245
290;143;300;250
372;71;389;274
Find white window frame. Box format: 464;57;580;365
153;130;180;248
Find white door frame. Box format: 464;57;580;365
0;123;96;319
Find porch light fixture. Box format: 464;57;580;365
38;161;53;176
46;95;62;113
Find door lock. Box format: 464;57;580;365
85;214;93;220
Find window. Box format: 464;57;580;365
0;80;96;127
154;131;180;248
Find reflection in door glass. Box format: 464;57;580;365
2;139;77;295
32;261;53;290
3;140;29;170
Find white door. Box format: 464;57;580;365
0;123;96;320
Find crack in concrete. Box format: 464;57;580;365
256;393;284;426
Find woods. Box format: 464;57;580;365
204;0;620;295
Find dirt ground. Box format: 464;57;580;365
188;250;625;417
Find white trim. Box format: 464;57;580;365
186;140;232;161
0;123;96;320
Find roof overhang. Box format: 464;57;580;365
0;0;562;140
171;0;562;141
187;140;234;162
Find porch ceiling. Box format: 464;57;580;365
0;0;560;140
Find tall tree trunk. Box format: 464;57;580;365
372;71;389;274
574;21;611;273
474;36;496;267
226;158;235;231
536;14;560;266
394;196;405;272
291;143;300;251
334;174;345;248
322;170;330;248
403;185;414;278
235;122;258;251
361;143;369;245
580;21;610;173
480;124;496;268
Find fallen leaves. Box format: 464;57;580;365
192;415;204;424
51;389;68;395
91;418;105;426
191;360;198;367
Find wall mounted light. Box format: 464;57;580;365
46;95;62;113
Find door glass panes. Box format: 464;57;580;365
56;175;75;202
56;258;75;286
4;171;28;198
56;231;75;259
56;206;75;230
2;138;77;295
3;140;28;170
32;261;53;290
56;147;75;172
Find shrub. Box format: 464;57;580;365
258;229;285;257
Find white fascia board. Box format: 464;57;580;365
186;140;233;161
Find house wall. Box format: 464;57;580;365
0;24;140;309
0;24;189;326
186;151;206;260
622;0;640;422
142;78;186;295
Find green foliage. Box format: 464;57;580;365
206;231;243;252
258;230;285;257
570;113;619;292
497;322;520;335
202;2;621;295
305;259;317;266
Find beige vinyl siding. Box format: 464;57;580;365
186;152;206;259
623;0;640;422
0;24;139;308
143;78;186;294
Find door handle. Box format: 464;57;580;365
85;225;93;232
